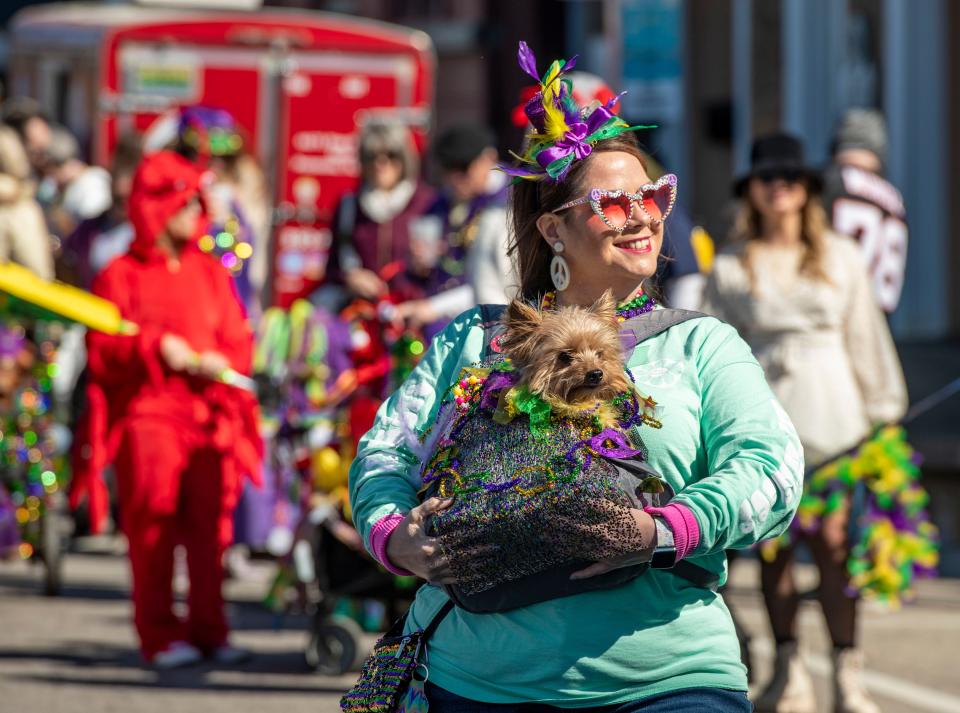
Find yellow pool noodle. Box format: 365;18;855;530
0;261;138;336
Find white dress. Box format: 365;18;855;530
701;232;907;466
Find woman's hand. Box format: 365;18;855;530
390;299;439;331
569;507;657;580
344;268;388;300
385;497;456;583
159;333;197;372
196;351;232;380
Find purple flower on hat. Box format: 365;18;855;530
533;100;618;173
536;122;591;169
499;40;655;183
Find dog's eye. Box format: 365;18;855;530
557;352;573;365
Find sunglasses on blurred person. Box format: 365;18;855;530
755;169;805;185
361;149;403;164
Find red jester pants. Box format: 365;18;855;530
115;418;236;659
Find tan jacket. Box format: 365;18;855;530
0;125;33;203
701;232;907;466
0;125;52;279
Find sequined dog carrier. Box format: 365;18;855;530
420;306;718;613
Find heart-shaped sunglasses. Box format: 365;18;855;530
552;173;678;232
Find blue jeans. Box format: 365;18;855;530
424;683;752;712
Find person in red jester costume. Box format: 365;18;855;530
70;150;262;668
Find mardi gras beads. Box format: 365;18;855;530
539;289;657;322
615;291;656;321
452;374;484;413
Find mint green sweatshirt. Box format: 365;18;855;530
349;308;803;707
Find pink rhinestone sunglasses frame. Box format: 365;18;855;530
551;173;679;232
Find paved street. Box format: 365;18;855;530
1;548;959;713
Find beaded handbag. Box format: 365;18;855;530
340;601;454;713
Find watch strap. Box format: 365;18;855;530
650;515;678;569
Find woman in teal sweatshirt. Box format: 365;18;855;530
349;53;801;712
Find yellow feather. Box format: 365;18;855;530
542;101;570;141
539;60;570;140
508;149;538;166
541;60;561;89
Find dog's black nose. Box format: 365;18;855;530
586;369;604;386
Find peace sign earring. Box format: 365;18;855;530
550;241;570;291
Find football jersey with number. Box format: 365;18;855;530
821;164;908;312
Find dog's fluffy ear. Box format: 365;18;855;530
501;299;542;361
505;299;542;330
588;289;618;325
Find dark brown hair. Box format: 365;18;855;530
508;133;646;300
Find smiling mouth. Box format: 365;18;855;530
615;236;652;254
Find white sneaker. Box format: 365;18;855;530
212;644;252;665
152;641;202;670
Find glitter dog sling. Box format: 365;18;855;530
420;305;719;613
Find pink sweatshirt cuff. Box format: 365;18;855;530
644;503;701;561
369;514;414;576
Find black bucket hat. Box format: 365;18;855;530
433;124;496;171
734;133;822;196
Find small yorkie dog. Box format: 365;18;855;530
499;290;631;418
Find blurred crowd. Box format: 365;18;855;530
0;92;713;525
0;74;919;692
0;80;720;648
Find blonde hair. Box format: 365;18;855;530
358;121;419;184
732;184;832;286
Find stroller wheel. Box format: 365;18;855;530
306;614;362;675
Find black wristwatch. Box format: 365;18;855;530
650;516;678;569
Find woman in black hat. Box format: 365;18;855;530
702;133;906;713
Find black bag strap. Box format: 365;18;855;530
477;304;707;362
614;308;719;591
618;308;707;346
477;303;506;326
422;599;455;638
670;559;721;591
383;598;455;640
